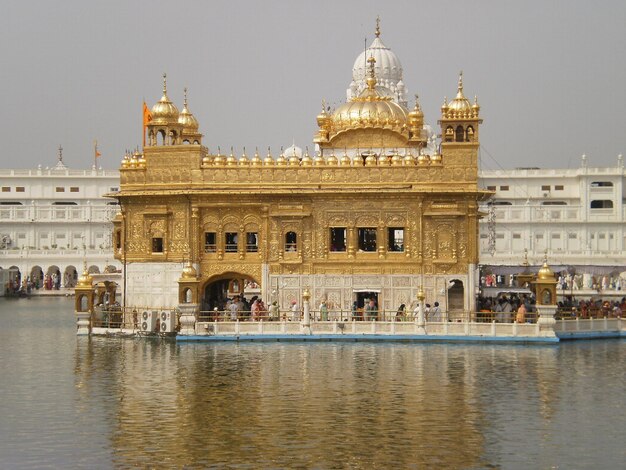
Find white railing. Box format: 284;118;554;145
0;168;119;177
0;205;118;222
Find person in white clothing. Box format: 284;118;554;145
429;302;441;322
290;300;299;321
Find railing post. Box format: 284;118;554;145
301;288;312;335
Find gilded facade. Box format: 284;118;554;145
112;24;490;314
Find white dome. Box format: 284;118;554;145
352;37;403;84
284;144;302;158
348;36;408;107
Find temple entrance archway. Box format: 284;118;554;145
201;272;261;314
448;279;465;311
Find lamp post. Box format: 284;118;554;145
416;285;426;330
302;287;311;335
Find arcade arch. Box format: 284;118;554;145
201;272;261;313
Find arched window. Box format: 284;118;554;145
455;125;464;142
466;126;474;141
157;130;166;146
590;200;613;209
285;232;297;252
445;126;454;142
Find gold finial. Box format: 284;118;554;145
375;16;381;38
458;70;463;93
183;87;188;107
162;73;167;96
58;144;63;162
414;94;421;111
366;56;377;89
417;285;425;302
217;146;221;156
523;248;529;266
543;249;548;264
242;146;247;157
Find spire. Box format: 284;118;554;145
58;145;63;163
183;87;188;108
375;16;381;38
162;73;168;97
456;70;465;98
366;56;377;89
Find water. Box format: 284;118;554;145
0;298;624;469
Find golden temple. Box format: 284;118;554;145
110;21;490;317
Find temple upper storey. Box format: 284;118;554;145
119;19;482;192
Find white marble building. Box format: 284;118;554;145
0;152;121;291
478;155;626;293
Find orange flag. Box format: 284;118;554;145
143;101;152;147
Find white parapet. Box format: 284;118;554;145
125;262;181;309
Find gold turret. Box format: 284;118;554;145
439;72;482;144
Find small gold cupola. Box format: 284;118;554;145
147;74;184;146
178;87;203;145
438;71;482;144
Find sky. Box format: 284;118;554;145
1;0;625;171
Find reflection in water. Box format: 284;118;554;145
75;338;572;469
1;299;624;468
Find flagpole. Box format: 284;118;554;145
143;100;146;148
94;140;98;169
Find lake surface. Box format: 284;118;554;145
0;297;624;469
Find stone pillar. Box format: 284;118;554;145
178;303;198;335
416;285;426;334
301;287;312;335
74;268;94;336
76;311;91;336
536;305;557;337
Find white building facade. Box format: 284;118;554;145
0;157;122;292
478;156;626;292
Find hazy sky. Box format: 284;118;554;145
1;0;625;171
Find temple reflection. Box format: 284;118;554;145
73;339;563;468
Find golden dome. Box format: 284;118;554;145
238;148;249;166
226;148;237;166
391;153;403;166
417;154;430;165
250;149;263;166
76;269;93;288
276;151;287;166
317;101;330;128
301;149;313;166
181;261;197;279
151;74;180;125
403;153;415;165
178;88;199;131
448;72;471;111
537;256;555;281
378;153;389;166
202;155;212;165
121;155;129;169
408;95;424;128
264;149;275;166
329;57;407;134
326;152;338;166
340;152;351;166
365;154;377;166
213;149;225;165
430;154;442;164
313;153;325;166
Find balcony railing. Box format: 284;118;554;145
0;205;118;222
